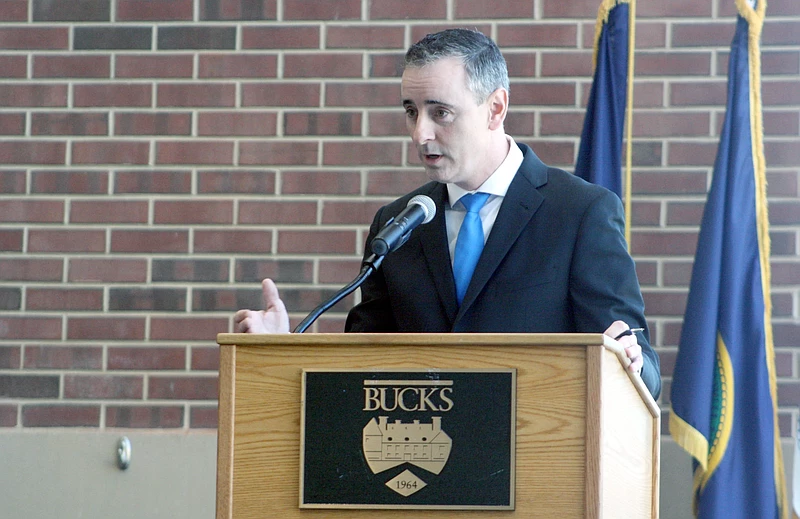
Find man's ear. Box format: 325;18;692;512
486;88;509;130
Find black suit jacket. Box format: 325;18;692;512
345;143;661;399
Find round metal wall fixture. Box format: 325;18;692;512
116;436;132;470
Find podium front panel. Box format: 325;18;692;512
215;333;659;519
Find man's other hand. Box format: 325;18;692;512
604;320;643;375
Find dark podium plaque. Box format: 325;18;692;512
300;369;516;509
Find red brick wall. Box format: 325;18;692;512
0;0;798;434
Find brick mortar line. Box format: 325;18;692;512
17;278;27;313
0;135;419;140
185;343;194;372
1;399;219;405
0;308;255;315
0;344;221;351
61;281;368;289
0;252;369;259
7;220;797;228
0;223;376;229
0;308;349;314
0;195;401;201
0;78;409;84
0;425;218;431
17;16;800;27
3;283;360;291
57;365;64;398
6;228;797;236
0;372;217;378
0;166;411;170
0;311;349;318
0;282;298;290
0;224;363;230
4;16;794;25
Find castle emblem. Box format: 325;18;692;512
362;416;452;475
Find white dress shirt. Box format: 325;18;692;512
445;135;524;266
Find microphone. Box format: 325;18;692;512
370;194;436;256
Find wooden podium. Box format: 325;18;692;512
215;333;660;519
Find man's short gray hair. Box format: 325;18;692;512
404;28;510;103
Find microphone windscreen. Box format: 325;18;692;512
408;194;436;224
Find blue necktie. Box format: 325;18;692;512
453;192;490;305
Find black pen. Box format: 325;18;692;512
614;328;644;340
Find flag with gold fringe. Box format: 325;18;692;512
668;1;788;518
575;0;635;241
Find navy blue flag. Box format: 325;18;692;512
669;2;788;518
574;0;629;198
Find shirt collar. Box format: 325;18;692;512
446;135;524;208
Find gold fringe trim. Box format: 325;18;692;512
623;0;635;247
591;0;631;71
733;1;787;518
589;0;635;248
669;408;710;472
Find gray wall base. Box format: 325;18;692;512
0;432;793;518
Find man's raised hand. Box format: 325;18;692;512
233;279;290;334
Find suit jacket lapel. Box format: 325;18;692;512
417;183;460;323
456;146;549;317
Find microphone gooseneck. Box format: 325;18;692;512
292;254;384;333
293;195;437;333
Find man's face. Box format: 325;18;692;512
401;58;494;190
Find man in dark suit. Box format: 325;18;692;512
235;28;661;399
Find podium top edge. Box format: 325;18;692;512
216;332;658;415
217;332;608;347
